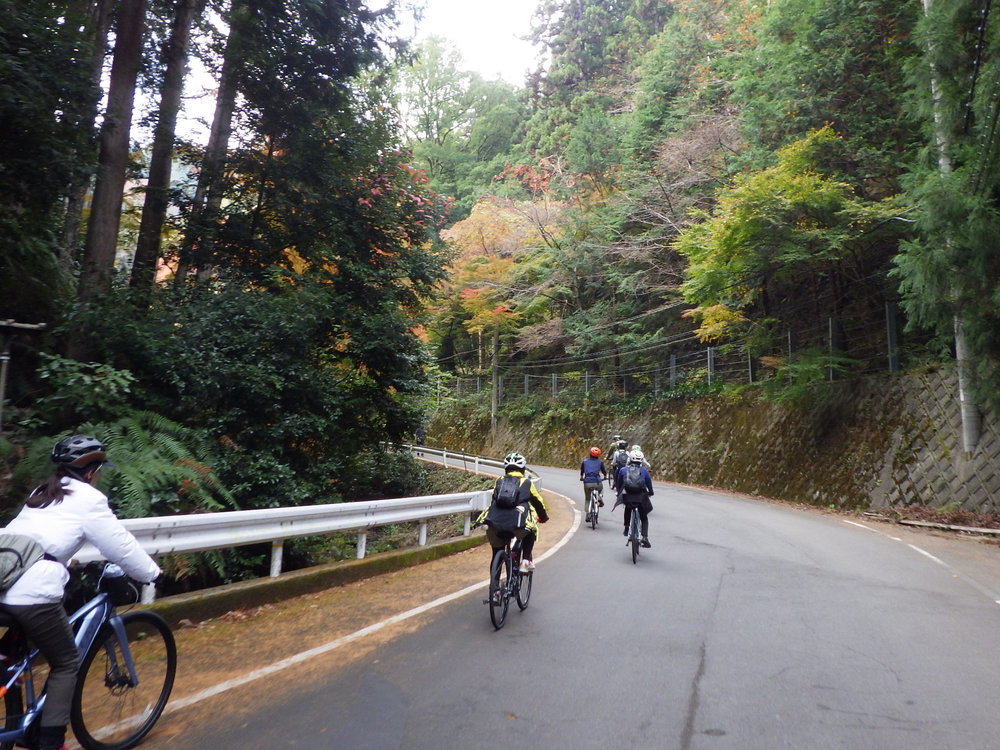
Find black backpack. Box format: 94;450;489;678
612;450;629;470
623;465;644;493
494;475;523;509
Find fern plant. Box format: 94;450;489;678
95;411;234;518
11;411;233;519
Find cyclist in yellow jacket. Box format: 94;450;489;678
477;452;549;572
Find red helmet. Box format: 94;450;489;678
589;446;601;457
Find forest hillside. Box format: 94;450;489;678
2;1;999;582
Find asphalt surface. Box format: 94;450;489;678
124;463;1000;750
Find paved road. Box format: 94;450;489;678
140;463;1000;750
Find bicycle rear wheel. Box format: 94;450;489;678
589;490;600;529
0;621;33;750
489;549;511;629
71;610;176;750
629;511;640;564
0;676;26;750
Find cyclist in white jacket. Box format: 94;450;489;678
0;435;161;750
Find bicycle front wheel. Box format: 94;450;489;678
71;610;176;750
489;550;511;629
516;569;533;610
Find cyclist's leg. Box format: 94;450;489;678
3;602;79;748
623;504;632;535
518;528;537;570
640;507;651;546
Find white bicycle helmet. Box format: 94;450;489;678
628;449;645;464
503;452;527;470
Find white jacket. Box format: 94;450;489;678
1;477;160;606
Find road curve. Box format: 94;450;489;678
133;462;1000;750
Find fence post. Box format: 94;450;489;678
456;379;461;397
418;520;428;546
669;354;677;389
747;350;755;383
464;512;472;536
885;301;900;372
524;374;529;396
269;540;284;577
585;370;590;396
787;328;796;382
707;346;715;386
356;532;367;559
477;375;482;393
828;316;842;381
552;373;558;397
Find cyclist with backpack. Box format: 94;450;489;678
615;449;654;548
608;440;630;491
0;435;161;750
477;453;549;572
579;447;607;523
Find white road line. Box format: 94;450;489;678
842;519;1000;605
163;489;579;717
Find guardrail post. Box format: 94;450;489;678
418;520;428;546
475;456;480;473
464;512;472;536
443;451;448;468
270;540;284;577
357;532;367;559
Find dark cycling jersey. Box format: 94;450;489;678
580;457;606;483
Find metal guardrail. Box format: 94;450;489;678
406;445;541;482
72;446;526;603
73;489;493;601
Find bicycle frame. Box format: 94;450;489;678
0;591;138;744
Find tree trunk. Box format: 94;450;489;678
130;0;206;292
490;327;499;437
920;0;981;455
78;0;147;303
60;0;115;266
175;0;246;283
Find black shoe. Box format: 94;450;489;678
623;528;628;537
641;537;651;548
598;499;605;507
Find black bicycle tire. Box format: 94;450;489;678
70;610;177;750
589;489;600;529
489;550;511;629
630;512;640;564
516;568;533;610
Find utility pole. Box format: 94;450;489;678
0;321;47;433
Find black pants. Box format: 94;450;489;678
1;601;79;727
486;526;537;560
624;505;649;538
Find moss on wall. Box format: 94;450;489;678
428;370;998;513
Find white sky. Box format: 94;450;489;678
405;0;539;85
174;1;540;141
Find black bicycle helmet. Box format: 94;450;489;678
51;435;108;470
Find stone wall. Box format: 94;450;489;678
428;369;999;513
